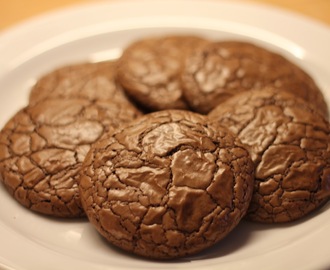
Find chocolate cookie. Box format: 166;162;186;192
29;61;134;106
208;88;330;223
116;35;208;111
0;98;141;218
79;110;254;259
181;41;329;117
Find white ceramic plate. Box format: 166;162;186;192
0;1;329;269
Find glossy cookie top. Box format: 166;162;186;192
29;61;135;107
0;97;141;217
208;88;330;223
116;35;208;111
79;110;254;259
181;41;329;117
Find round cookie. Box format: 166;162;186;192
29;61;134;107
181;41;329;117
208;88;330;223
79;110;254;259
116;35;208;111
0;98;141;218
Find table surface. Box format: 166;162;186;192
1;0;330;31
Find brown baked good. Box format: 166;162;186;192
208;88;330;223
0;98;141;217
29;61;134;106
79;110;254;259
181;41;329;117
116;35;208;111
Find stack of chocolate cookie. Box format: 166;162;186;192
0;35;329;260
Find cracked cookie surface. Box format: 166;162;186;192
0;98;141;217
29;61;134;107
116;35;208;111
208;88;330;223
181;41;329;117
79;110;254;259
